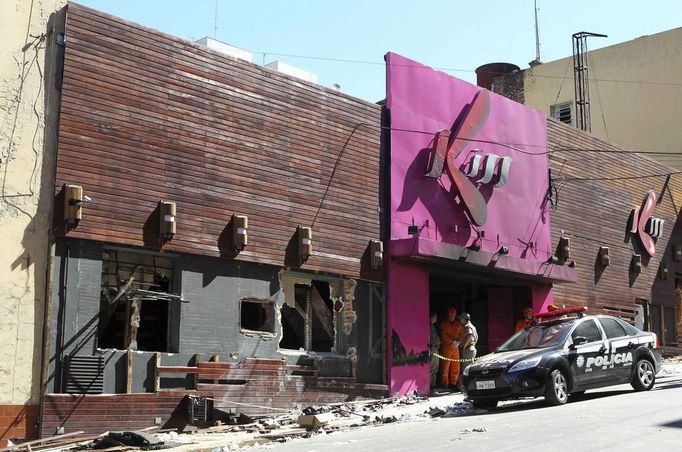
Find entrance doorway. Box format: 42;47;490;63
429;274;534;354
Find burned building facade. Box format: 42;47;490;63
42;3;386;435
17;2;681;441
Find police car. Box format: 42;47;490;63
461;307;662;409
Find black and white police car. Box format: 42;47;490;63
462;307;662;409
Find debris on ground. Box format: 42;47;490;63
9;358;681;452
297;412;335;429
90;430;169;450
461;427;487;433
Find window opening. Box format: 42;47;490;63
98;249;181;352
550;102;573;125
280;280;335;352
240;298;276;334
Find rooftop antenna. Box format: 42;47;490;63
213;0;218;39
529;0;542;67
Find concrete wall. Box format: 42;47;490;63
518;28;682;169
0;0;66;443
46;239;384;394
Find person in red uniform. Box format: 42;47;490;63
439;307;463;389
514;306;535;332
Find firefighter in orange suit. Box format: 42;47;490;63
515;306;535;332
439;307;463;389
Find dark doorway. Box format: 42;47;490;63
280;282;334;352
429;276;489;353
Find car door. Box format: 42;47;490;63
598;317;634;381
568;319;609;387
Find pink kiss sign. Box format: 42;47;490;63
386;52;552;261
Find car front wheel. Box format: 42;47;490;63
631;358;655;391
545;369;568;406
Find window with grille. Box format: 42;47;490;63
550;102;573;125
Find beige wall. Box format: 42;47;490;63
522;27;682;169
0;0;65;405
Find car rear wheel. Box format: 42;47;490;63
631;358;655;391
545;369;568;406
471;399;498;410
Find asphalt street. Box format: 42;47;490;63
246;371;682;452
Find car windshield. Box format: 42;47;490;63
497;320;574;352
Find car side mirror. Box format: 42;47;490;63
571;336;588;348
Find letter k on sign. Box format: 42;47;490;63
425;90;491;226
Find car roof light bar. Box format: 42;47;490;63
534;306;587;321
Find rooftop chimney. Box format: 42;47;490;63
475;62;520;90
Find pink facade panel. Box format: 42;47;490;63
386;52;552;261
487;288;514;351
386;262;430;395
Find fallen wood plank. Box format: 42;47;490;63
0;431;86;452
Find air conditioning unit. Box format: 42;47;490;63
188;396;212;424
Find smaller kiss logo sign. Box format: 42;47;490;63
627;190;664;256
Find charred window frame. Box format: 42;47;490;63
98;248;180;352
240;298;276;335
279;275;343;353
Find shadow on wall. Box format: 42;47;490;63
142;203;161;249
0;405;40;445
4;6;67;414
396;147;474;242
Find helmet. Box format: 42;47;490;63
459;312;471;321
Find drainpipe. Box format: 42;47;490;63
38;6;67;437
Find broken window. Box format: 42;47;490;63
98;248;180;352
280;281;335;352
240;298;276;334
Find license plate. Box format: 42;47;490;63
476;380;495;390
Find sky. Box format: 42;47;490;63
76;0;682;102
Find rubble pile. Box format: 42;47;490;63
5;358;682;452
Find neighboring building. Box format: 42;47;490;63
489;28;682;169
384;53;682;395
0;1;66;445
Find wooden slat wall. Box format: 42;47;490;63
56;3;382;278
547;118;682;313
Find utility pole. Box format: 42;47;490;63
529;0;542;67
213;0;218;39
572;32;607;132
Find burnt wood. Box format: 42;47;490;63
56;3;382;278
547;118;682;316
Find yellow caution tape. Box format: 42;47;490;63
432;352;485;363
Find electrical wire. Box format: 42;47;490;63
310;122;363;229
372;123;682;157
558;171;682;183
246;50;682;88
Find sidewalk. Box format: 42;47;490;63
10;359;681;452
160;357;682;451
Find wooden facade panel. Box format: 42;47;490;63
57;3;382;278
548;119;682;312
